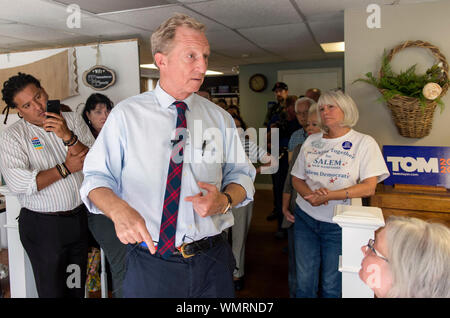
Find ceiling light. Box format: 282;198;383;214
140;64;158;69
205;70;223;75
320;42;345;53
140;64;223;75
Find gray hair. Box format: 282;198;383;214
151;13;206;61
294;97;315;113
384;216;450;298
316;90;359;129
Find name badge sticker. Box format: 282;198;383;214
31;137;43;149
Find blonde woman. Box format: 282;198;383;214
290;90;389;297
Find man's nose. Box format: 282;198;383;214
32;100;44;111
196;57;208;74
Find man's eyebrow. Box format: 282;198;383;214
20;99;32;108
20;90;41;108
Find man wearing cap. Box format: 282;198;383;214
263;82;289;127
263;82;289;225
264;83;301;241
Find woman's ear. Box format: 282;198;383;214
85;111;91;122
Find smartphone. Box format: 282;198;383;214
46;100;61;118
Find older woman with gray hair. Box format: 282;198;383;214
287;97;316;154
360;216;450;298
290;90;390;298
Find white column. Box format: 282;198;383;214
100;248;108;298
332;200;384;298
0;186;38;298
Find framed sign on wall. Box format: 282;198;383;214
82;65;116;90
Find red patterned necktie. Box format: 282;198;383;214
157;101;187;259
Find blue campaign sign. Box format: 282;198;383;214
383;145;450;188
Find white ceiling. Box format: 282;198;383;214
0;0;442;75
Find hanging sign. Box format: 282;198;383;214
82;65;116;90
383;145;450;188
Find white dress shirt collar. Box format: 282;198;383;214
154;81;195;111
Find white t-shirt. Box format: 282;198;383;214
291;129;389;223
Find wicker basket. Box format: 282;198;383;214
379;41;449;138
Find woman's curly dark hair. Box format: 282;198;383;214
2;72;41;109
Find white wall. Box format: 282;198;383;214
0;39;140;131
345;0;450;146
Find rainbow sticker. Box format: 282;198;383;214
31;137;43;150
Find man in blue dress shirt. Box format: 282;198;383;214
80;13;255;298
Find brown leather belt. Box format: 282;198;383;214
138;232;225;258
175;232;225;258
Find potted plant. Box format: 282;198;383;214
354;40;449;138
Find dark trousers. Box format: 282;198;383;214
87;212;127;298
271;153;289;230
122;234;236;298
18;206;88;298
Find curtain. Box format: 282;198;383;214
0;49;79;114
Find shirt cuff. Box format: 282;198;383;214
222;174;255;208
26;169;39;195
80;175;118;214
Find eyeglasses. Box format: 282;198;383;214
366;239;389;263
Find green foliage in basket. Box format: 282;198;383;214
354;52;449;112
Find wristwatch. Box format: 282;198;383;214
221;192;233;214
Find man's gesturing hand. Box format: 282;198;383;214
110;204;156;254
184;181;228;217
